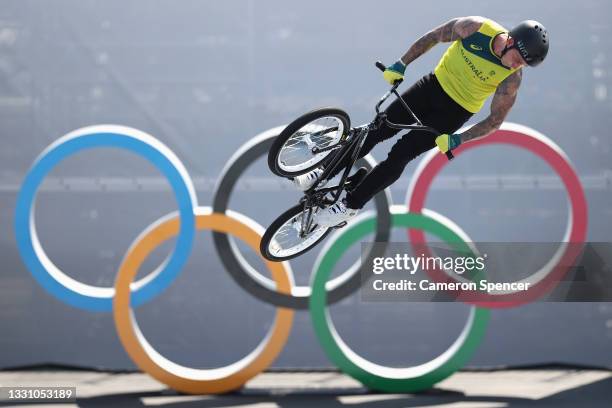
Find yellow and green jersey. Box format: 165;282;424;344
434;19;518;113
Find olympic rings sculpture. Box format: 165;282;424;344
14;122;587;394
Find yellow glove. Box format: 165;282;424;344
383;60;406;85
435;134;462;154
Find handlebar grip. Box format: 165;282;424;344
376;61;402;86
446;151;454;161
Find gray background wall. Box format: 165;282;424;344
1;0;611;370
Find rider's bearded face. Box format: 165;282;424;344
501;37;528;70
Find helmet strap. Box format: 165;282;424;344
500;40;515;68
501;42;513;58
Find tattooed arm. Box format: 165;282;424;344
459;70;522;143
400;16;485;65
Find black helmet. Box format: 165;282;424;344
508;20;549;67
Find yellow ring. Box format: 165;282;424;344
113;207;294;394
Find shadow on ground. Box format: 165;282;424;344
3;376;604;408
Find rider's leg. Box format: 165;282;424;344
344;129;436;209
323;74;436;179
316;73;473;226
345;111;473;209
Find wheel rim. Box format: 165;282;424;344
267;209;329;258
277;116;344;173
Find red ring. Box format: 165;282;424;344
406;124;588;308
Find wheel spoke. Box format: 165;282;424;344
277;116;344;173
266;209;328;258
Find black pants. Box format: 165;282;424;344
333;73;473;209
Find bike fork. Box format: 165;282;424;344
299;199;315;238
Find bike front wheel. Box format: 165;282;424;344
260;204;332;262
268;108;350;177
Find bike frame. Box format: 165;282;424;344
295;62;449;237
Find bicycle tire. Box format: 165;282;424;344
260;204;332;262
268;108;350;177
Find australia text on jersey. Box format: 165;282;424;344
459;46;494;83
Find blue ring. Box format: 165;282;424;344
14;128;196;311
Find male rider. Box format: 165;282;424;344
292;16;549;227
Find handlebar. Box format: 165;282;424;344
374;61;454;161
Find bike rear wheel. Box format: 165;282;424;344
260;204;332;262
268;108;350;177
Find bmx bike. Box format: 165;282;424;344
260;62;453;262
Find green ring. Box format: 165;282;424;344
309;211;490;393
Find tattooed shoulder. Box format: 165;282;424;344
453;16;485;39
